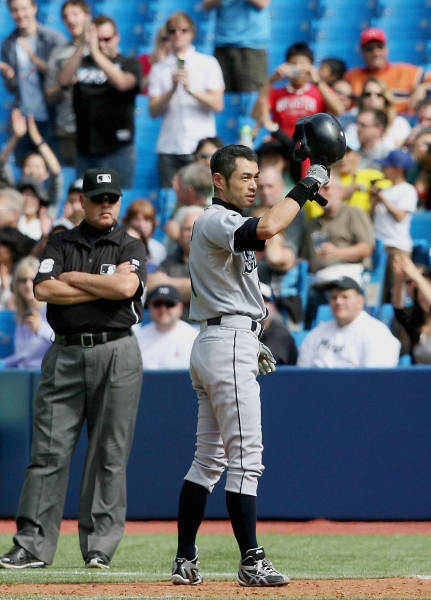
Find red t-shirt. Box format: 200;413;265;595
268;83;327;136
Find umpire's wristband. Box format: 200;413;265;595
288;177;320;208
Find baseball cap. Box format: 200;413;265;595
16;175;49;205
323;276;364;295
82;167;122;198
148;285;181;305
377;149;414;172
68;178;83;193
360;27;387;47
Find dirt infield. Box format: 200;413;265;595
1;579;431;598
1;520;431;597
3;518;431;534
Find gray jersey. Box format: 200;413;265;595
189;203;266;322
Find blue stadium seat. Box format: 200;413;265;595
363;238;388;313
376;302;394;328
412;238;430;267
410;211;431;245
290;329;308;349
313;303;332;326
0;310;15;358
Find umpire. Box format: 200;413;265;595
0;167;146;570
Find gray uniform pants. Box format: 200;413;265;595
186;317;264;496
14;334;143;564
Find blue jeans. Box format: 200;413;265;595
76;143;136;189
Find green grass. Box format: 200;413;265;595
0;532;430;584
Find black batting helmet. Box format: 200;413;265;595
292;113;346;166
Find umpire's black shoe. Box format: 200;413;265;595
237;546;289;587
0;545;46;569
85;550;110;569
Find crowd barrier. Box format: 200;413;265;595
1;366;431;520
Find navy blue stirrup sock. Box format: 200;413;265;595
176;480;209;560
226;491;258;559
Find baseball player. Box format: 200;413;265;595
171;114;346;586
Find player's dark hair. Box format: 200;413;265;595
285;42;314;63
320;57;346;80
210;145;258;181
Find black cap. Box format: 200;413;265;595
148;285;181;305
82;167;122;198
16;175;49;205
323;276;364;295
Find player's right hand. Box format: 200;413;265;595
305;164;329;188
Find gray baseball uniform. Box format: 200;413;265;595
184;199;267;496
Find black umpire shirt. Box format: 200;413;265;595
34;220;147;334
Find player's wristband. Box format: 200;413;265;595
287;177;320;208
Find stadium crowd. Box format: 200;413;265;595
1;0;431;368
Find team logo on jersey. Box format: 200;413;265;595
243;251;257;274
100;264;116;275
39;258;54;273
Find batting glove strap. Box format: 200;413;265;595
258;342;276;375
288;178;320;208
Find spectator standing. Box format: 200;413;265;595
0;0;66;165
203;0;270;93
0;166;146;570
392;254;431;364
318;57;346;86
252;42;344;139
2;255;52;369
45;0;91;166
194;136;224;167
148;11;224;188
60;15;141;188
370;149;417;296
298;276;400;367
134;284;197;369
345;27;424;115
137;24;171;94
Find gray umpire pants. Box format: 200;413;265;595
14;334;143;564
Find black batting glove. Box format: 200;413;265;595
287;164;329;208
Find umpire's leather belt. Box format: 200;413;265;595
205;315;262;336
55;329;132;348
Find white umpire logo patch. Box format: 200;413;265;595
100;264;116;275
96;174;111;184
39;258;54;273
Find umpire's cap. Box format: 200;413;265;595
82;167;122;197
292;113;346;166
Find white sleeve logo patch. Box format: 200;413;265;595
131;259;140;267
39;258;54;273
100;264;116;275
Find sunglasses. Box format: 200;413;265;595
151;300;176;308
196;152;213;159
98;35;115;42
363;42;385;51
88;194;120;205
168;27;190;35
363;91;385;98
